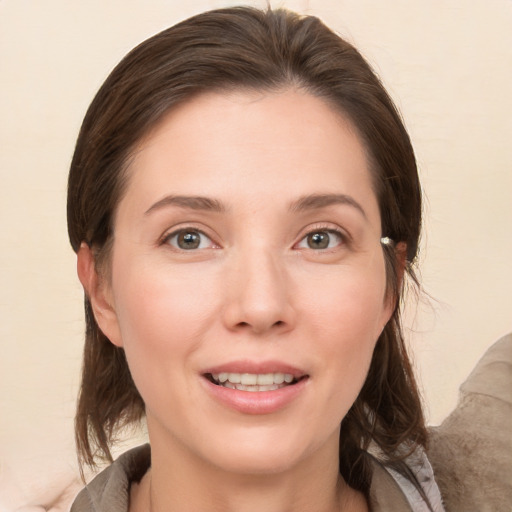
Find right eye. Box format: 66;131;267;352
163;229;215;251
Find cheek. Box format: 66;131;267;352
300;261;389;341
300;264;388;401
109;259;220;393
113;258;216;341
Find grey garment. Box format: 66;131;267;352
72;445;150;512
71;444;433;512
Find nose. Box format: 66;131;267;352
222;248;296;336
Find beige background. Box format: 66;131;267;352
1;0;511;507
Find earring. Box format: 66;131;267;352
380;236;395;247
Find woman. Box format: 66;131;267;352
68;6;444;511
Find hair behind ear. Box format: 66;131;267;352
75;244;144;472
339;319;428;493
76;298;144;473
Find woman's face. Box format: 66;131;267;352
94;89;393;475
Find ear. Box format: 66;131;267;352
395;241;408;289
77;242;123;347
381;241;408;329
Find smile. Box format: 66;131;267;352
207;372;299;391
202;362;309;413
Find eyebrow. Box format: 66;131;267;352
289;193;367;219
144;193;367;218
145;195;226;215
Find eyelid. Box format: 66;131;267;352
160;224;220;250
293;222;351;250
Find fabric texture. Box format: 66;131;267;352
71;445;149;512
427;333;512;512
71;444;443;512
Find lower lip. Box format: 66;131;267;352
202;376;308;415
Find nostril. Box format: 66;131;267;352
235;320;285;330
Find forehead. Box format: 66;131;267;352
119;89;380;225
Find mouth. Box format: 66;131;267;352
205;372;306;392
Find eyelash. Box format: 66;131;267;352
294;226;348;252
160;224;350;252
293;223;351;255
161;226;217;251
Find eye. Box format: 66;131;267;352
164;229;215;251
295;229;345;250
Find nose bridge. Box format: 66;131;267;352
223;242;294;333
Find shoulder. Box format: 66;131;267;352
71;444;150;512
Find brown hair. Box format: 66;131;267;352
68;6;426;494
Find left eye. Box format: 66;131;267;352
164;229;214;250
296;230;344;250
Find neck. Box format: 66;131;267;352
134;425;367;512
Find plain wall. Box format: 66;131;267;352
1;0;511;503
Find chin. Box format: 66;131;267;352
212;449;302;476
198;426;324;477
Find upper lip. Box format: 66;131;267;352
202;360;308;378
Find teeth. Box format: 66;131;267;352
235;383;280;391
256;373;274;385
274;373;285;384
241;373;257;385
210;372;297;389
228;373;241;384
258;384;279;391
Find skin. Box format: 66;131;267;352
78;89;395;512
